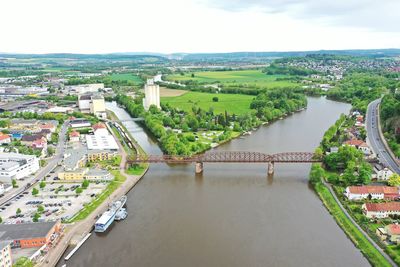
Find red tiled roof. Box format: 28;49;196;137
344;139;366;147
349;186;398;195
40;123;55;129
364;202;400;212
92;122;106;130
387;224;400;235
69;131;80;137
0;134;10;141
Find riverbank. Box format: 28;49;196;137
310;112;396;267
313;175;393;267
41;113;149;267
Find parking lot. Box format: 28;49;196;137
0;181;108;224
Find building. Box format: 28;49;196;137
92;122;108;136
377;224;400;244
78;94;106;118
0;153;39;183
69;119;91;129
87;150;117;162
86;134;118;151
21;135;47;147
0;221;61;249
69;131;80;142
344;139;371;155
374;164;394;181
89;95;106;118
66;83;104;95
143;79;160;110
0;241;12;267
344;186;399;201
85;169;113;181
362;202;400;218
0;133;11;145
58;168;87;181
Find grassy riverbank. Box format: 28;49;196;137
313;178;391;267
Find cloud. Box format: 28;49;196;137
199;0;400;32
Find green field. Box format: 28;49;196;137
166;70;296;87
161;92;254;114
108;73;143;84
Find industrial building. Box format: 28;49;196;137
78;93;106;118
0;153;39;183
143;79;160;110
0;221;61;249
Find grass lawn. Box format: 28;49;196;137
161;91;254;114
108;73;143;84
126;165;147;175
67;170;126;223
315;182;392;267
166;70;297;88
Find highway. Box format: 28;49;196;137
0;121;69;206
366;99;400;174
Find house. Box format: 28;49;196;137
344;186;399;201
69;119;91;129
69;131;80;142
32;137;47;150
373;164;394;181
362;202;400;218
92;122;108;136
39;123;56;133
377;224;400;244
344;139;371;155
0;133;11;145
21;134;47;146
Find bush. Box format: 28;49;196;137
212;96;219;102
32;188;39;196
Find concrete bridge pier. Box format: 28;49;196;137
195;162;204;174
267;162;274;175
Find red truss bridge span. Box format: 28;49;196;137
127;151;321;174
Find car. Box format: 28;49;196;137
5;203;11;207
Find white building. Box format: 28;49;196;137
143;79;160;110
67;83;104;94
344;186;399;201
78;94;106;118
374;165;393;181
86;134;118;151
0;153;39;183
0;241;12;267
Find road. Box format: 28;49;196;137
0;121;69;206
366;99;400;174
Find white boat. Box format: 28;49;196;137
94;195;127;232
115;208;128;221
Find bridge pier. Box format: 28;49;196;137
267;162;274;175
195;162;204;174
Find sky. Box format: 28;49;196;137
1;0;399;54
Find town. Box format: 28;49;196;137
0;49;399;267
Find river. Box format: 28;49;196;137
62;97;369;267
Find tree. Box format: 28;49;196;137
12;179;18;188
16;208;21;215
82;179;89;189
14;257;34;267
212;96;219;102
39;181;46;189
310;164;324;185
47;146;55;156
37;205;44;213
33;213;40;222
0;216;2;223
75;187;83;194
32;188;39;196
388;173;400;186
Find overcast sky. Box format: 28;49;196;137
1;0;399;54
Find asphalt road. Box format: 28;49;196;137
366;99;400;174
0;121;69;206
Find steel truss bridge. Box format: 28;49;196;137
127;151;321;174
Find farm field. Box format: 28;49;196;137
161;91;254;114
165;69;297;88
108;73;143;84
159;87;188;97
